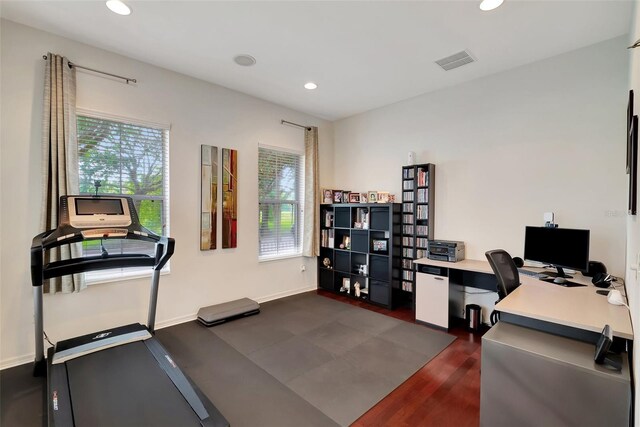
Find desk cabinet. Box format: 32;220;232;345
481;322;630;427
415;267;449;329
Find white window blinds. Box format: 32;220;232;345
258;146;304;259
77;114;170;279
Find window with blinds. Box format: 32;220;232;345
258;146;304;260
77;114;170;282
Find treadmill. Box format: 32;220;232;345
31;194;229;427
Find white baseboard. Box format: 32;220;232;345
155;313;198;330
1;353;35;371
254;285;316;304
1;285;317;370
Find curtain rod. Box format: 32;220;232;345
42;55;137;84
281;119;311;131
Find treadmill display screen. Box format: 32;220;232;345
75;198;124;215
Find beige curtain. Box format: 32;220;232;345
41;53;85;293
303;126;320;257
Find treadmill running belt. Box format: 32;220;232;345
66;341;201;427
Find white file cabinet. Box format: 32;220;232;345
415;265;449;329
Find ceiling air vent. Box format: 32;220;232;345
435;50;475;71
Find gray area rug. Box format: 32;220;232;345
162;292;455;427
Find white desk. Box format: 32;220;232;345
414;258;633;341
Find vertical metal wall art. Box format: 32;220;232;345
223;148;238;248
200;145;218;250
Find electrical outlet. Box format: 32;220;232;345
300;265;306;272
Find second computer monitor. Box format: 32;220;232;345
524;226;590;278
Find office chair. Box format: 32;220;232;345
485;249;521;325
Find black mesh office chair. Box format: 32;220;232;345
485;249;521;325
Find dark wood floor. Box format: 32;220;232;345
317;290;483;427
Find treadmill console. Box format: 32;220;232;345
67;196;132;228
38;195;156;248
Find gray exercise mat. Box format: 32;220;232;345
207;292;456;426
156;322;339;427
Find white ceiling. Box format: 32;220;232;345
0;1;633;120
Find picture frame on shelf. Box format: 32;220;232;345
360;193;369;203
372;239;388;253
377;192;389;203
349;192;360;203
333;190;343;204
368;191;378;203
322;189;334;204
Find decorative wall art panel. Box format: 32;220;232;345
223;148;238;248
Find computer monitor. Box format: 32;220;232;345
523;226;590;278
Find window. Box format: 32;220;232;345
258;146;304;260
77;113;170;282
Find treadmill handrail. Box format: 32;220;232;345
31;234;174;286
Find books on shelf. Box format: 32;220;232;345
402;259;414;270
416;225;428;236
403;180;414;190
403;248;414;258
402;281;413;292
402;202;413;213
416;205;428;220
402;270;414;281
416;168;429;187
402;236;414;246
416;237;429;248
403;191;414;201
321;229;335;248
403;168;415;179
417;188;428;203
403;213;414;224
403;224;414;234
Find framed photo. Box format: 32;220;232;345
368;191;377;203
349;192;360;203
628;90;634;174
360;193;368;203
333;191;343;204
377;192;389;203
322;189;334;204
372;239;388;253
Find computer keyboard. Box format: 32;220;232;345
518;269;541;278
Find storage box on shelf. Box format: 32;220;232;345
318;203;402;309
400;164;435;297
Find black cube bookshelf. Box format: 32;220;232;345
318;203;402;309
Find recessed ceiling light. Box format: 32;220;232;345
106;0;131;15
479;0;504;11
234;55;256;67
304;82;318;90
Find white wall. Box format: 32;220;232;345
334;36;628;276
0;19;334;368
626;1;640;423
